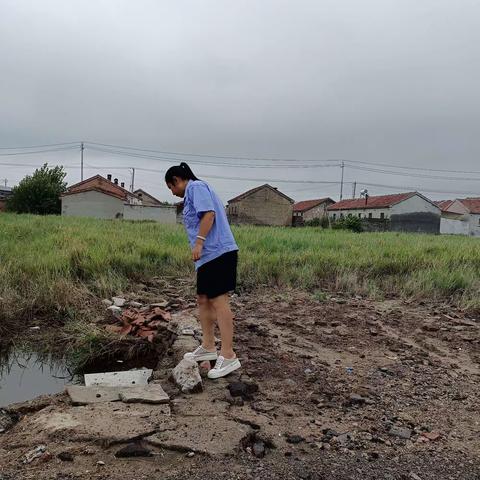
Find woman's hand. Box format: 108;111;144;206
192;242;203;261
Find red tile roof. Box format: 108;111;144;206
228;184;294;204
459;197;480;214
434;200;455;212
62;175;138;201
328;192;416;211
293;198;334;212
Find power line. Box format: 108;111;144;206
0;141;79;150
0;146;79;156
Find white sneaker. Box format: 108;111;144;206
183;345;218;362
207;355;241;379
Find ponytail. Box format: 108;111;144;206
165;162;199;184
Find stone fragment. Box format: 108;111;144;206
171;359;203;393
421;431;441;441
119;384;169;404
58;451;74;462
253;440;266;458
286;434;305;444
107;305;122;316
151;300;168;308
102;299;113;307
84;369;152;387
112;297;127;307
128;301;143;308
227;381;259;400
389;426;412;440
115;443;152;458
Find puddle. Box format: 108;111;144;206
0;351;73;407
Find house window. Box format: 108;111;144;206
332;213;336;220
358;213;362;218
380;212;385;219
340;213;344;219
368;213;373;219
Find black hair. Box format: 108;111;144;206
165;162;198;184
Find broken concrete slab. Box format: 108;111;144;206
171;359;202;394
84;369;152;387
66;386;122;405
172;396;229;416
146;416;252;456
119;384;169;404
21;403;173;446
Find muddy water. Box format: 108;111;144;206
0;351;72;407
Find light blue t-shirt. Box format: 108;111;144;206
183;180;239;270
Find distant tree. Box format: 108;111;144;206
7;164;67;215
332;215;363;233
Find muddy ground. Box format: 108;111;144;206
1;286;479;480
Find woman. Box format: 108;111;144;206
165;163;241;379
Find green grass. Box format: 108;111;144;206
1;213;480;334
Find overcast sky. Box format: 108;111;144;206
1;0;479;203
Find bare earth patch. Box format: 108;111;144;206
1;288;479;480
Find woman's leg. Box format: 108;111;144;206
209;294;235;359
197;294;217;351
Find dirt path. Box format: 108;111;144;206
1;289;479;479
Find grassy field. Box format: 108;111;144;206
1;212;480;334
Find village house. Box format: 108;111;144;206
327;192;441;233
437;198;480;237
134;189;164;206
0;185;12;212
226;184;294;226
61;174;176;223
292;198;335;226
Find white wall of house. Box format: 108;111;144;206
123;204;176;223
440;217;470;235
467;213;480;237
391;194;440;215
61;191;124;219
328;207;390;220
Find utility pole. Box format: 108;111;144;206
339;161;345;200
2;179;7;188
80;142;84;181
130;168;136;192
352;181;357;199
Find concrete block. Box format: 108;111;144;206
119;384;170;404
84;369;152;387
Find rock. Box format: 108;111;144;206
345;393;374;407
112;297;127;307
102;299;113;307
57;451;74;462
115;443;152;458
181;328;195;336
286;434;305;444
421;431;441;441
227;381;259;400
389;426;412;440
151;300;169;308
128;301;143;308
225;391;244;406
253;440;266;458
171;359;203;393
97;460;105;466
107;305;122;316
119;384;170;404
186;451;195;458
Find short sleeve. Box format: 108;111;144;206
191;182;215;217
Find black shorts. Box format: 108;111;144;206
197;250;238;299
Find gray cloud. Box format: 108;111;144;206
1;0;479;202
